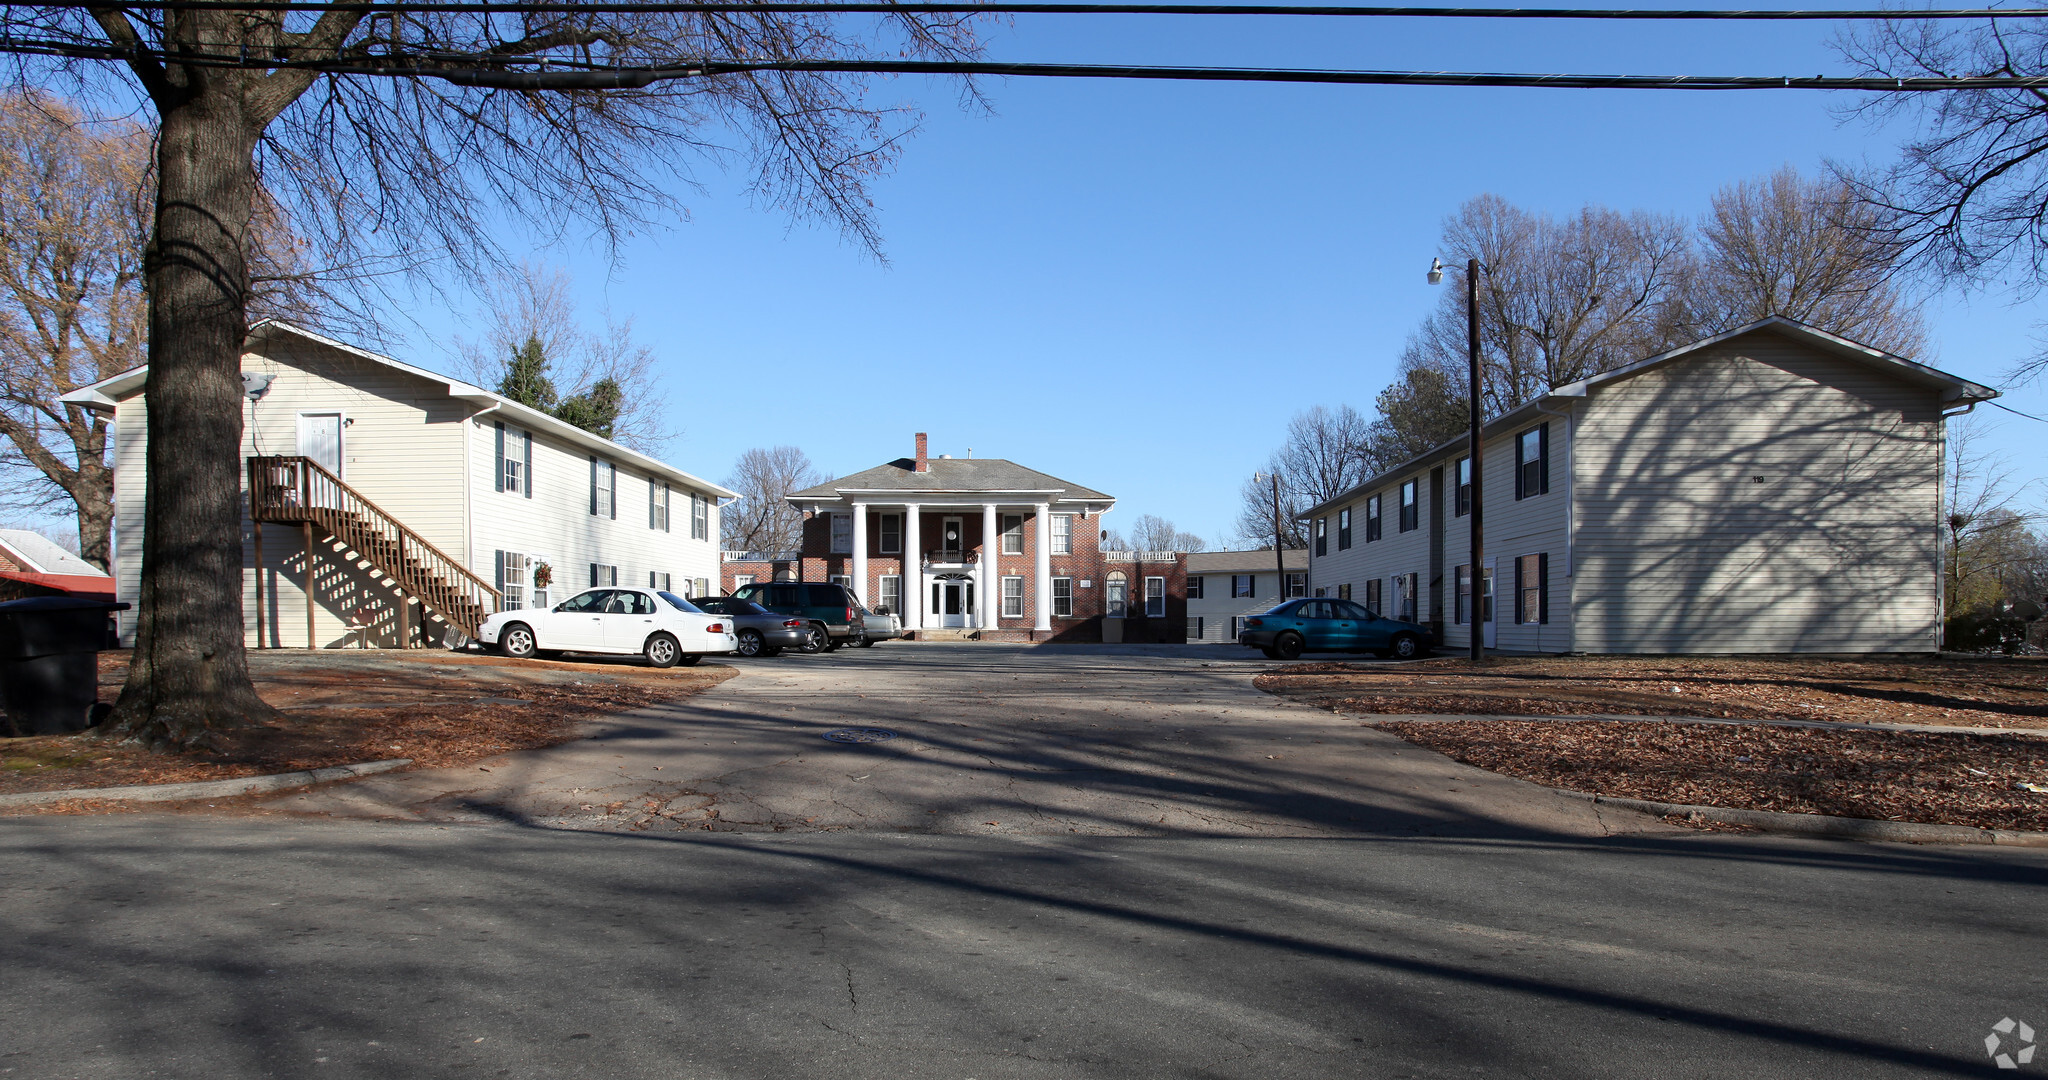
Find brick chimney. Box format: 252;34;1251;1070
914;432;929;473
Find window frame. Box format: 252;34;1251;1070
589;563;619;588
1187;616;1204;641
1516;552;1549;625
1001;575;1024;618
1336;582;1351;601
1364;577;1382;616
1454;457;1471;517
1145;576;1165;617
590;457;616;519
1366;494;1383;542
1050;513;1073;555
1231;574;1254;599
650;480;671;532
878;574;902;615
1398;479;1419;532
691;493;709;541
830;512;853;554
879;513;903;555
496;550;530;610
1285;572;1307;599
1314;516;1328;556
1001;514;1024;555
1515;423;1551;501
494;423;533;498
1051;576;1074;617
1454;564;1471;625
1186;575;1204;600
1338;508;1353;550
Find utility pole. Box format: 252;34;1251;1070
1256;471;1287;600
1465;257;1485;664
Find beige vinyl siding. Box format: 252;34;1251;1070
1439;420;1572;653
1570;335;1942;653
1308;476;1433;623
470;418;720;613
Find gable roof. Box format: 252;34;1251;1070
59;320;736;498
1184;548;1308;574
0;529;108;578
792;457;1113;504
1300;317;2000;519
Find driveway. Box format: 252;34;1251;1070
282;643;1659;839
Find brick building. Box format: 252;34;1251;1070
720;435;1185;642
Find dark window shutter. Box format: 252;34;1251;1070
495;550;505;593
649;477;657;529
1514;558;1526;624
1539;422;1551;495
522;433;533;498
494;423;505;493
608;465;617;520
1539;552;1551;623
590;563;600;587
589;456;598;515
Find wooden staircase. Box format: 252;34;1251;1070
248;455;501;642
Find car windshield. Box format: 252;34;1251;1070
1261;601;1304;616
657;591;704;613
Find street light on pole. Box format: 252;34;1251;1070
1253;470;1287;600
1429;257;1485;665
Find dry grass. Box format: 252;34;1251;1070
1256;654;2048;730
0;650;733;807
1375;719;2048;833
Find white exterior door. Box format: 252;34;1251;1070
297;412;342;474
932;578;971;628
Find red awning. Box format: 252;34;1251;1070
0;571;115;599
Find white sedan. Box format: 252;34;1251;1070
477;587;735;667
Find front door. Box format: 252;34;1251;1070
1481;558;1498;648
931;577;972;628
296;412;343;507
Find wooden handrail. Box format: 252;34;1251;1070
250;455;501;637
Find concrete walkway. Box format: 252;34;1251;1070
280;643;1668;839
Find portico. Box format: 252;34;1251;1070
780;434;1116;642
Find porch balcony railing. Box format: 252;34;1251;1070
922;550;977;566
721;550;803;563
1103;550;1181;562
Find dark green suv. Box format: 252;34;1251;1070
729;581;866;652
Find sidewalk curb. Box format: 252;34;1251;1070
1556;789;2048;847
0;759;413;808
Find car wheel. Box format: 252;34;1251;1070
735;629;766;657
1273;633;1305;661
1388;632;1422;660
797;625;828;654
644;632;681;668
500;623;537;659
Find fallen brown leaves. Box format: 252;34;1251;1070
1257;655;2048;730
1376;719;2048;832
0;650;734;807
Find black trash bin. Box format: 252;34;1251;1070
0;595;129;737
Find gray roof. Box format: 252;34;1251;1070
1184;548;1308;574
0;529;108;577
792;457;1113;502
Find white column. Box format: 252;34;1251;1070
903;502;922;630
1033;502;1052;632
850;501;868;607
979;503;998;629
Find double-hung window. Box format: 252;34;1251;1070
1455;564;1472;624
879;514;902;555
1001;576;1024;618
1366;495;1383;542
1231;574;1255;599
1001;515;1024;555
879;575;902;615
1050;514;1073;555
590;458;616;518
830;513;853;554
1516;552;1549;624
1516;424;1550;500
1336;583;1351;601
1051;577;1074;617
589;563;619;587
1454;457;1472;517
650;480;670;531
1186;575;1204;600
1315;517;1328;556
1187;617;1204;641
496;551;529;609
1285;572;1307;598
650;571;672;592
1338;508;1353;550
1398;480;1419;532
691;493;709;540
1365;578;1382;616
494;423;533;498
1145;576;1165;617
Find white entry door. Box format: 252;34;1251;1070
1481;558;1498;648
932;578;972;628
297;412;343;474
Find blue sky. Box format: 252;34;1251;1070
36;6;2048;546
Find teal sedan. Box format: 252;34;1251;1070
1238;598;1433;661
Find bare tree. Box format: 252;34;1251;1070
1233;405;1374;549
1106;514;1205;553
1405;195;1691;417
1837;18;2048;382
721;446;822;554
2;5;981;748
1942;414;2040;622
1686;166;1926;355
455;262;668;451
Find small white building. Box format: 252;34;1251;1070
1300;318;1998;654
1183;549;1307;644
64;321;735;649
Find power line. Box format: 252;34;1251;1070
7;38;2046;89
1989;400;2048;424
4;0;2047;20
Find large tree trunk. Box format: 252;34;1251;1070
104;78;277;749
74;460;113;572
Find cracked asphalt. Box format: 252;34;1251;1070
5;645;2043;1078
276;642;1643;838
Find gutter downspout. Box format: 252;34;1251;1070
468;403;503;584
1534;398;1574;655
1936;402;1976;651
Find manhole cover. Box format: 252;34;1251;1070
822;727;898;744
